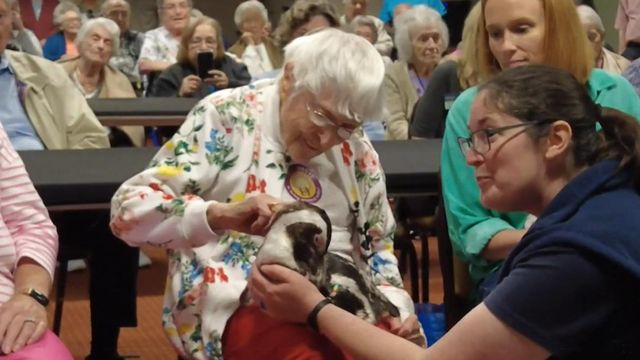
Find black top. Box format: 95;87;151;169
485;161;640;359
410;61;463;139
149;55;251;99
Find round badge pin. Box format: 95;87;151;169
284;164;322;203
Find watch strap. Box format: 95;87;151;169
24;288;49;307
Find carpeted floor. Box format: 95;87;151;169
47;239;443;360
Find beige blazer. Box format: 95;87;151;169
228;37;284;69
60;57;145;147
7;50;109;150
383;61;418;140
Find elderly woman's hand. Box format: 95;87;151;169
206;70;229;89
249;264;325;324
240;32;256;46
179;74;203;97
207;194;286;236
381;314;426;347
0;293;47;354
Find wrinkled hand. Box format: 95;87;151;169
240;32;257;46
205;70;229;89
249;264;325;323
0;294;47;354
207;194;285;236
179;74;202;97
381;314;426;347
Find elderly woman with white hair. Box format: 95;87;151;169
383;5;448;140
111;28;421;359
577;5;630;75
228;0;283;78
59;17;144;147
42;2;82;61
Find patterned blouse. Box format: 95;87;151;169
110;79;412;359
138;26;179;65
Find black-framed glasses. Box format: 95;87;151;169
458;119;553;155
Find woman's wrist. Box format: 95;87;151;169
306;296;334;332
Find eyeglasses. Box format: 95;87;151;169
305;103;358;140
458;119;553;155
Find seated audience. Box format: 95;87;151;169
138;0;191;77
273;0;339;48
410;2;481;138
149;16;250;99
59;17;144;147
383;5;448;140
441;0;640;303
111;28;419;360
6;0;41;56
42;2;81;61
339;0;393;56
228;0;283;78
101;0;144;92
378;0;445;25
251;64;640;360
0;125;73;360
1;5;140;358
578;5;630;74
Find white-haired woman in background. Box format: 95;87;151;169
228;0;283;78
59;17;144;147
111;28;421;359
42;2;82;61
577;5;630;75
383;5;448;140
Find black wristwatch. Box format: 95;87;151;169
23;288;49;307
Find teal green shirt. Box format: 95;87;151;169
441;69;640;286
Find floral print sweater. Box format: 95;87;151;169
110;79;413;359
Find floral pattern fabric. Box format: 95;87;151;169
138;26;179;65
110;79;411;359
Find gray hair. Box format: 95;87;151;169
394;5;448;62
53;2;81;26
156;0;193;10
100;0;130;15
282;28;385;122
75;17;121;56
234;0;269;29
577;5;605;34
350;15;378;44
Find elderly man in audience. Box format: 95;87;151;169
228;0;283;78
340;0;393;56
383;5;448;140
111;28;420;360
59;17;144;147
6;0;41;56
578;5;630;75
273;0;339;48
138;0;191;76
101;0;144;92
42;2;81;61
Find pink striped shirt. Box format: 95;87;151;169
0;127;57;304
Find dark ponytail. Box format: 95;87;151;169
594;108;640;190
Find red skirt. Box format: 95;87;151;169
222;304;353;360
